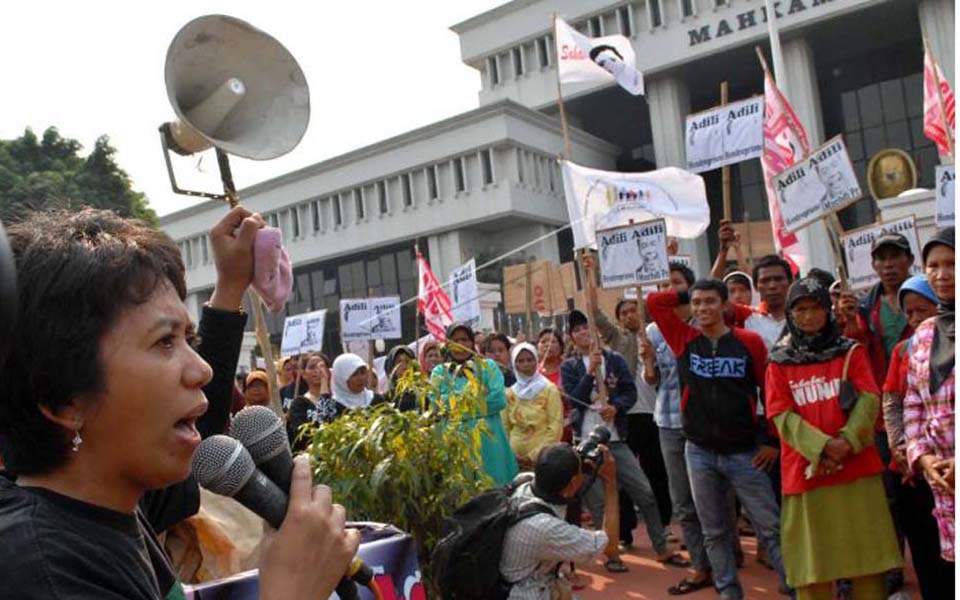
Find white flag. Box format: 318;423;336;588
554;17;643;96
561;160;710;249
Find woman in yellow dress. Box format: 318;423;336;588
502;342;564;471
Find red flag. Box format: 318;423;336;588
923;47;955;157
417;248;453;341
761;70;811;274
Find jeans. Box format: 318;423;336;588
685;441;787;599
659;427;709;573
585;441;668;555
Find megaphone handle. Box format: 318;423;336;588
215;148;239;207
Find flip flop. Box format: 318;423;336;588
658;554;693;568
604;557;630;573
668;577;714;595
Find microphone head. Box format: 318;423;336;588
192;434;255;497
231;405;290;463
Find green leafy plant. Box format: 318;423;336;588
304;363;493;594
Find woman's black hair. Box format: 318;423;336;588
483;332;512;354
1;208;185;475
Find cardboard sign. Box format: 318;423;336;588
686;96;764;173
339;297;402;341
936;164;956;227
841;215;923;291
503;261;567;316
449;259;481;328
597;219;671;289
771;135;862;233
280;309;327;356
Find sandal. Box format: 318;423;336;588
668;577;714;596
658;553;692;568
604;557;630;573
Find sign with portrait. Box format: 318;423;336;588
339;297;402;341
449;259;481;328
936;164;955;227
596;219;670;289
685;96;764;173
280;309;327;356
841;215;923;291
771;135;862;233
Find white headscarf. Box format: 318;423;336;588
510;343;550;400
723;270;758;307
331;353;374;409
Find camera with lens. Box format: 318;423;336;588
575;425;611;473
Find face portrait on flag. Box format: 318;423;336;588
589;45;627;78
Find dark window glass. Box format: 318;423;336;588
886;120;911;150
512;47;523;77
355;189;365;221
488;56;499;86
332;197;342;227
481;149;494;185
311;200;320;231
587;17;601;37
650;0;663;27
378;181;388;214
537;38;549;67
618;6;633;36
880;80;906;121
454;157;466;192
427;166;438;200
841;92;860;131
857;84;883;128
402;174;413;207
681;0;694;18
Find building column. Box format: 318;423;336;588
426;230;464;281
780;37;836;275
918;0;955;88
647;75;711;274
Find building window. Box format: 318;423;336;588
536;37;549;68
268;212;278;228
618;6;634;37
453;157;466;192
480;149;494;186
401;173;413;207
311;199;321;232
516;149;526;183
426;165;438;200
680;0;695;18
487;56;500;86
201;234;209;264
291;206;301;237
354;188;365;221
715;0;727;6
377;180;388;214
587;16;602;37
332;196;342;227
512;47;524;78
649;0;663;27
182;240;193;268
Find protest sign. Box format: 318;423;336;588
340;297;402;341
841;215;923;291
597;219;670;289
936;164;956;227
670;254;693;269
561;160;710;249
771;135;862;233
449;259;481;328
686;96;764;173
280;309;327;356
503;261;567;316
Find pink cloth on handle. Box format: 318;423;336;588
253;227;292;312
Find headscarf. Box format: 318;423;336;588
723;271;756;306
384;345;415;382
923;227;955;394
444;323;476;365
331;353;374;409
897;274;938;309
419;339;439;368
769;276;854;365
510;343;550;400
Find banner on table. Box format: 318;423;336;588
597;219;670;289
449;259;482;328
841;215;923;291
771;135;862;233
561;160;710;249
340;297;402;341
554;16;643;95
936;164;956;227
280;309;327;356
686;96;764;173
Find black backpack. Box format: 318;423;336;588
430;475;554;600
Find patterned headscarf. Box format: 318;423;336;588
769;276;854;365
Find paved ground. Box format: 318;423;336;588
574;525;920;599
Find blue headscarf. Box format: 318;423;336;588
897;274;938;309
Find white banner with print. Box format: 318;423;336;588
449;259;482;328
280;309;327;356
841;216;923;291
339;296;402;341
597;219;670;289
554;17;643;95
685;96;764;173
936;164;956;227
771;135;862;233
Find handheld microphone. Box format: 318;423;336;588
192;434;288;529
230;405;293;493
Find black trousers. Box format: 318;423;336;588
620;413;673;543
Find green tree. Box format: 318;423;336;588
0;127;156;225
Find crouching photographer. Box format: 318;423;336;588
500;440;619;600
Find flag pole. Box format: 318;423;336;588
553;14;573;160
925;36;955;161
721;81;732;222
414;241;421;359
763;0;788;98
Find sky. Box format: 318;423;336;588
1;1;504;216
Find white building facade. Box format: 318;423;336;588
160;0;954;353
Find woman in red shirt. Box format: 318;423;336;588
766;277;902;600
536;327;570;442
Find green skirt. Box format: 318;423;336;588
782;475;903;588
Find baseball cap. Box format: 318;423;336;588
871;232;912;257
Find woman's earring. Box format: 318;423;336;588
71;429;83;452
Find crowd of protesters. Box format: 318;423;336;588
228;221;956;600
